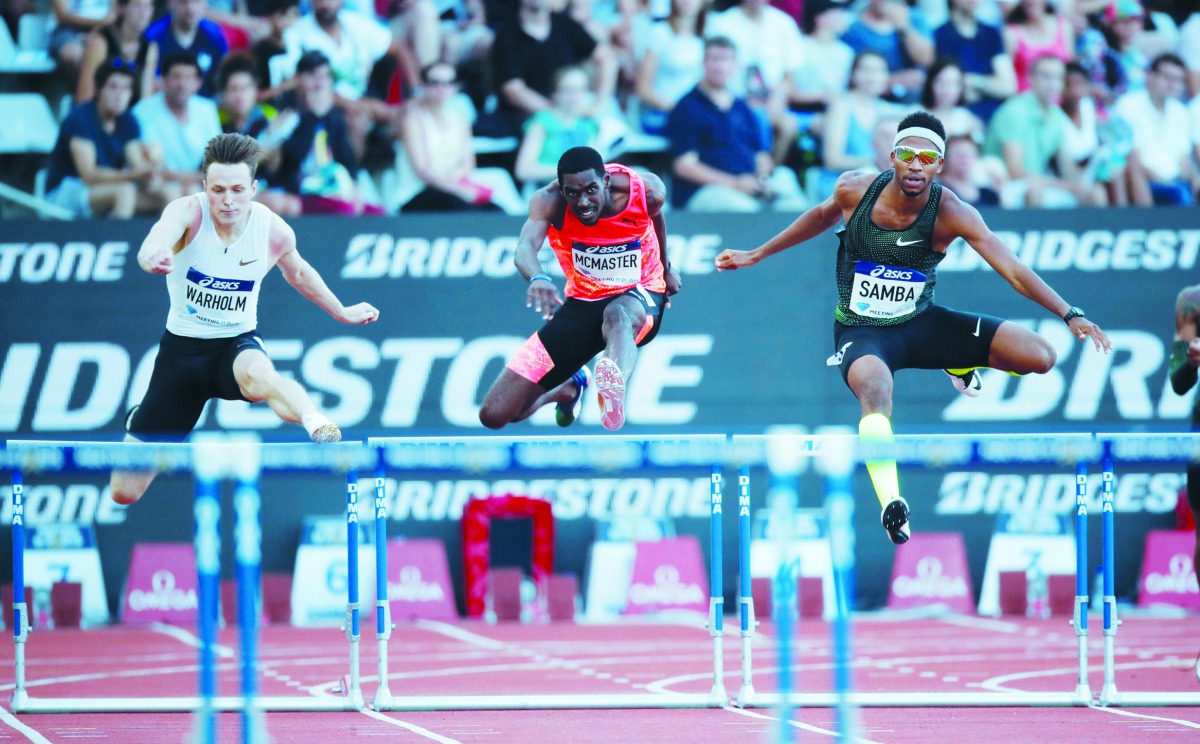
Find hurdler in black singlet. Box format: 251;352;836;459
835;171;944;327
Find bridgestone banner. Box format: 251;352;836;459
1;208;1192;612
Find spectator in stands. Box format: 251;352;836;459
706;0;804;165
216;52;303;214
399;61;525;212
821;51;899;176
49;0;112;84
633;0;706;136
791;0;855;114
919;58;985;140
387;0;440;72
665;36;807;212
490;0;618;138
937;132;1002;206
287;0;398;161
984;54;1095;207
76;0;158;104
45;60;177;218
202;0;271;47
270;50;384;214
1061;59;1127;205
145;0;229;98
1116;53;1198;205
840;0;936;103
515;65;603;187
1003;0;1073;92
934;0;1015;123
1179;9;1200;95
132;51;223;193
2;0;34;43
251;0;301;104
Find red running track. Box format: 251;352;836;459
2;612;1199;743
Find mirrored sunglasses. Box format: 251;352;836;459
893;145;941;165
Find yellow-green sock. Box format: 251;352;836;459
859;412;900;509
946;366;1025;378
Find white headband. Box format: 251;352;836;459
893;127;945;155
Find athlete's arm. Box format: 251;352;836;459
137;196;200;274
1171;286;1200;395
270;213;379;324
941;194;1111;352
713;173;862;271
643;171;681;296
517;186;563;320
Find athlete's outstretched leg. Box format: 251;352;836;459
478;368;582;429
233;350;340;441
595;297;648;431
110;435;159;505
847;355;909;544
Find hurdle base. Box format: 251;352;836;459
9;689;29;712
746;691;1088;707
359;694;715;711
1072;682;1093;706
11;696;363;713
735;683;757;708
1102;691;1200;707
371;686;395;711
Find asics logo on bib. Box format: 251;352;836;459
574;240;641;255
869;265;915;280
186;267;254;292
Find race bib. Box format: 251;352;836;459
850;260;926;319
572;239;642;286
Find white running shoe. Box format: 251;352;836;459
593;357;626;431
944;368;983;397
310;423;342;443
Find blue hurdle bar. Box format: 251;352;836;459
192;440;224;744
343;470;366;710
736;465;757;707
231;438;265;744
819;433;859;741
1071;461;1091;704
9;466;29;713
707;465;728;706
371;447;395;711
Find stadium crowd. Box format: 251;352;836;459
3;0;1200;218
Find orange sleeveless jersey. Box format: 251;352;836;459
547;164;666;300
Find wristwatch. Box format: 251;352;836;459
1062;307;1085;324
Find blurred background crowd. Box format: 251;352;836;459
2;0;1199;219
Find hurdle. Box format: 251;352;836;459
5;438;376;717
729;431;1101;710
1094;432;1200;708
366;434;731;711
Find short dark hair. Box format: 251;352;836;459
704;35;737;55
1150;52;1186;74
296;50;331;76
94;57;137;96
218;52;259;91
263;0;299;14
896;111;946;144
202;132;262;179
557;146;605;183
161;50;201;77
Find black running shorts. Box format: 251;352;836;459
830;304;1004;383
128;329;267;440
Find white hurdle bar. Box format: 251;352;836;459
366;434;729;711
5;439;375;716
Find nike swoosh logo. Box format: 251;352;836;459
896;238;922;246
239;258;259;266
972;318;981;337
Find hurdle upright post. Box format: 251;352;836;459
1099;454;1120;706
764;428;806;740
735;464;757;707
371;445;395;711
230;437;266;744
706;464;728;707
191;437;225;744
1071;460;1091;705
343;469;366;710
819;431;858;743
9;457;30;712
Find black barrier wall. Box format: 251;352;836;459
0;208;1193;614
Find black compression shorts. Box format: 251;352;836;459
128;329;266;441
512;286;666;391
829;304;1004;383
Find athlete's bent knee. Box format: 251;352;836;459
110;483;144;506
1028;339;1056;374
478;402;510;430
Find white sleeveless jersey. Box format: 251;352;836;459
165;194;272;338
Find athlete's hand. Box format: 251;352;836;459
714;249;758;272
1069;317;1112;353
665;265;682;296
527;278;562;320
140;247;174;274
340;302;380;324
1188;338;1200;367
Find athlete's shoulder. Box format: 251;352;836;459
529;182;566;220
832;170;876;208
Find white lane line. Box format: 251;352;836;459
0;706;54;744
308;680;463;743
1087;705;1200;730
413;620;506;649
722;704;884;743
150;622;234;658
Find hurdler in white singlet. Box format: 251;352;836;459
165;194;272;339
